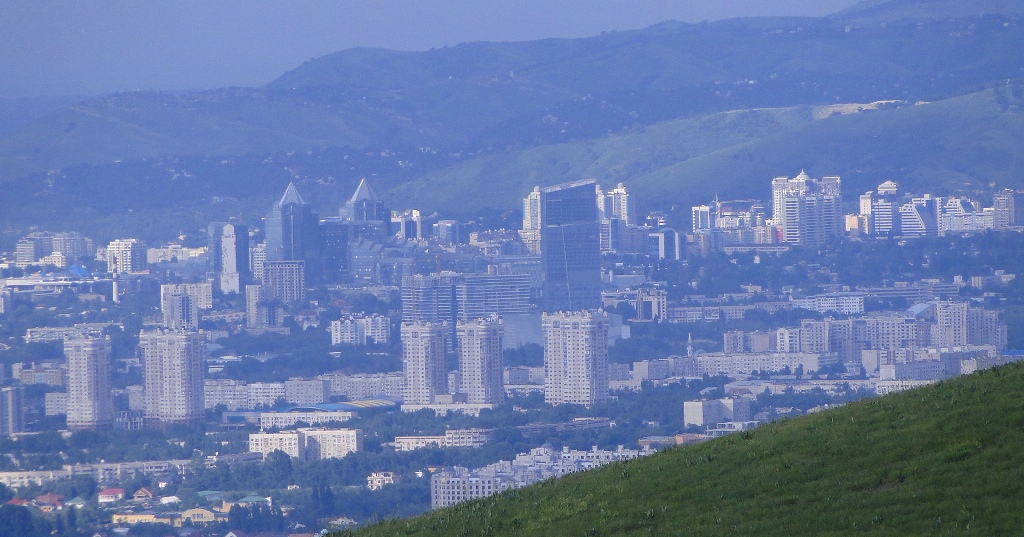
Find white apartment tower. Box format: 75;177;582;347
519;186;543;254
65;336;113;430
457;316;505;405
401;322;448;405
106;238;147;273
542;310;609;407
140;330;205;425
771;171;842;246
597;183;636;225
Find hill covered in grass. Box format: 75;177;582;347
351;363;1024;536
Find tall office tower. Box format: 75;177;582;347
597;183;636;225
402;273;532;325
340;178;391;237
320;217;354;283
106;238;148;273
265;182;321;273
392;210;424;241
993;189;1024;229
457;317;504;405
540;180;602;312
161;290;199;331
209;223;250;293
401;322;448;405
0;385;25;436
250;242;267;283
65;336;113;430
542;310;609;407
433;220;461;246
519;186;542;254
51;232;93;264
140;330;205;426
263;260;306;304
772;171;843;246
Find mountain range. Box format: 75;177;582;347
1;0;1022;244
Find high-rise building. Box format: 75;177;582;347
900;196;940;237
433;220;461;246
161;291;199;331
392;210;424;241
65;336;113;430
859;181;901;236
209;223;250;293
457;316;504;405
993;189;1024;229
340;178;391;238
597;183;636;226
140;330;205;426
265;182;321;274
542;310;609;407
401;322;448;405
539;180;602;313
934;301;968;347
250;242;267;283
263;260;306;304
519;186;542;254
107;238;148;273
772;171;842;246
320;217;354;283
402;273;532;326
15;232;54;265
331;314;391;346
246;284;284;329
51;232;93;265
0;385;25;436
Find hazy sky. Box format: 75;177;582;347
0;0;862;98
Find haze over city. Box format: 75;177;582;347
0;1;1023;536
0;0;860;97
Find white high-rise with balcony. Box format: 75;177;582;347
457;316;504;405
65;336;113;430
542;310;609;407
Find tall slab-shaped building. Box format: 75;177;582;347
539;180;602;313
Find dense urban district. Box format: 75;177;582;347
1;171;1023;537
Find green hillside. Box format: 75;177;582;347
351;363;1024;536
387;84;1024;215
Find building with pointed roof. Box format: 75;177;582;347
264;182;320;268
340;178;391;237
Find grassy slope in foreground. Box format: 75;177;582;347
352;363;1024;536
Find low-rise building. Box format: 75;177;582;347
394;428;493;451
367;471;399;490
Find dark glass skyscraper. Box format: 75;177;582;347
265;182;320;273
540;179;602;312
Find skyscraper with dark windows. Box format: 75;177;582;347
340;178;391;239
265;182;321;271
539;180;602;313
